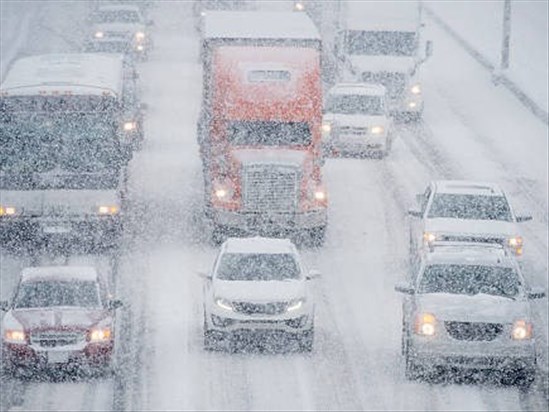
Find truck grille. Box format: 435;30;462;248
243;165;298;212
31;331;85;348
361;71;406;98
232;302;289;315
445;322;503;341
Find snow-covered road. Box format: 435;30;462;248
0;2;547;411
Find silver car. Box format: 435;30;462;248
395;242;545;388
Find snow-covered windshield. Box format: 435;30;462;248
325;94;385;115
419;264;520;298
95;10;140;24
227;121;311;146
346;30;417;56
216;253;300;281
15;280;101;309
427;194;513;221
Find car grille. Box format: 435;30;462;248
338;125;368;136
361;71;405;98
31;331;85;348
242;165;299;213
105;31;131;40
438;235;506;245
445;321;503;341
232;302;289;315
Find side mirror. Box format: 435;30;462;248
197;271;212;280
306;269;321;280
408;209;422;218
394;281;415;295
108;299;123;310
516;215;533;223
0;300;9;311
527;287;545;300
425;40;433;59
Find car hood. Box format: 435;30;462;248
417;293;530;323
213;280;306;302
93;23;145;33
323;113;389;127
231;148;308;168
7;308;109;331
424;218;517;237
349;55;416;74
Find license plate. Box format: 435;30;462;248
47;351;69;363
43;226;71;234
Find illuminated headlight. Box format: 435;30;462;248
287;299;305;312
98;205;119;215
411;84;421;94
314;189;327;201
0;206;18;217
4;329;26;344
94;31;104;39
123;121;137;132
508;236;523;255
423;231;437;244
136;44;144;52
511;320;532;340
321;121;332;136
213;182;233;201
89;327;112;342
215;298;233;312
135;31;145;41
294;2;305;11
415;313;436;336
370;125;384;134
408;102;417;108
200;11;206;17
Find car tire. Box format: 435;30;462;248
306;226;326;247
502;368;535;391
404;338;422;381
298;328;314;352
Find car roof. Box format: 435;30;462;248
424;243;516;267
97;4;141;12
328;82;386;96
432;180;505;196
222;237;297;255
21;266;100;283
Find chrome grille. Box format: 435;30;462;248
445;322;503;341
31;331;85;348
105;31;131;40
361;71;406;98
232;302;289;315
438;235;505;245
243;165;298;212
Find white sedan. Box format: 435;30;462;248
201;237;318;352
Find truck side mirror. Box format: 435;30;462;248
394;282;415;295
516;215;533;223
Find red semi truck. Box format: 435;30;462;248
198;11;328;245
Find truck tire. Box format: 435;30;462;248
298;329;314;352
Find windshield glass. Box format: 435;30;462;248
346;30;417;56
216;253;300;281
427;194;513;221
96;10;140;24
227;121;312;147
419;264;520;298
0;113;124;190
15;280;101;309
326;94;385;115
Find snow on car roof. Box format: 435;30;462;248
21;266;99;283
223;237;297;254
204;11;320;41
433;180;504;196
0;53;124;97
329;83;386;96
425;243;514;266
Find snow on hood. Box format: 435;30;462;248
1;189;119;216
93;22;144;33
349;55;416;74
9;308;109;331
214;280;306;302
231;148;308;167
417;293;530;323
323;113;389;127
425;218;518;237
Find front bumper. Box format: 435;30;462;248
86;39;149;56
324;132;388;154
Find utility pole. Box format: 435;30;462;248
501;0;511;70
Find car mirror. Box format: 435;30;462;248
197;271;212;280
516;215;533;223
408;209;422;218
108;299;123;310
527;287;545;300
394;282;415;295
306;269;321;280
0;300;9;311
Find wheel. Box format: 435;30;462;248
298;329;314;352
403;337;422;380
501;367;535;391
306;226;326;247
203;329;218;351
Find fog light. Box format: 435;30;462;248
408;102;417;108
94;31;104;39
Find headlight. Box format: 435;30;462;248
411;84;421;94
370;125;384;134
94;31;104;39
423;231;437;244
136;44;144;52
89;327;112;342
98;205;119;215
4;329;26;344
314;189;327;201
294;2;305;11
215;298;233;311
123;121;137;132
213;181;234;202
408;102;418;108
135;31;145;41
321;122;332;136
508;236;523;255
415;313;436;336
511;320;532;340
0;206;18;217
287;299;305;312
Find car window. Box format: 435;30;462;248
418;264;520;298
216;253;300;281
15;280;101;308
325;94;385;115
96;10;140;23
427;193;513;221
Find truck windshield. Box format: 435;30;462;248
227;121;312;147
326;95;385;115
346;30;417;56
0;113;123;190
